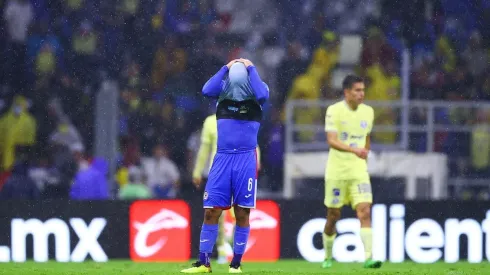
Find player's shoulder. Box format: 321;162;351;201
326;100;345;112
203;114;217;129
359;103;374;115
204;114;217;123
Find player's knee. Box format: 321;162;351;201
356;203;371;222
327;208;341;223
233;207;250;227
204;209;221;224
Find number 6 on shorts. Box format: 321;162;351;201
248;178;253;191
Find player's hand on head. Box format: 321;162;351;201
239;58;254;68
226;59;240;69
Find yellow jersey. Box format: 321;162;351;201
193;114;261;179
324;101;374;180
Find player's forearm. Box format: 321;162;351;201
202;66;228;98
364;135;371;151
248;66;269;102
327;138;355;153
192;143;211;178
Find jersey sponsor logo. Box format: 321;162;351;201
129;200;190;262
239;106;249;114
350;135;364;140
217;99;262;122
360;120;368;129
223;200;280;261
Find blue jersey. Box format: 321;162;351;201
202;65;269;153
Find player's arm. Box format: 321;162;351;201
192;118;212;187
202;66;228;98
256;146;261;171
202;60;240;98
326;132;355;152
364;135;371;151
325;106;367;159
241;59;269;103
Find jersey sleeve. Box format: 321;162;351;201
248;66;269;103
324;106;339;132
202;66;228;98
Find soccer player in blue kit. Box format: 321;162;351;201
181;58;269;274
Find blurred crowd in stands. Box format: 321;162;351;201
0;0;489;200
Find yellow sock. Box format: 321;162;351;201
322;233;336;260
360;228;372;260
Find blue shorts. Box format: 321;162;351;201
203;151;258;209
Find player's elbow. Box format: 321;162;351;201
256;93;268;104
257;83;270;101
202;82;218;97
326;132;339;146
326;135;336;146
201;86;214;97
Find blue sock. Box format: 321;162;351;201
231;225;250;266
199;223;218;266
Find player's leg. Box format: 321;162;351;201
181;208;222;273
230;206;250;273
322;180;346;268
217;213;228;264
228;151;257;273
181;153;232;273
228;206;236;244
350;180;382;269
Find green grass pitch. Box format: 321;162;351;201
0;260;488;274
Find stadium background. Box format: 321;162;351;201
1;0;490;271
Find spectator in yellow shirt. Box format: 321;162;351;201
365;61;401;144
0;96;36;171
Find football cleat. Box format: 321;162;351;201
180;261;212;273
363;259;382;269
228;264;242;273
322;258;333;268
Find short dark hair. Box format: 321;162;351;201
342;75;364;90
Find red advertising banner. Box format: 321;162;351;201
129;200;191;262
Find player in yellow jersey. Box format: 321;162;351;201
192;113;261;265
322;75;381;269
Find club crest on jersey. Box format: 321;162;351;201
360;120;368;129
340;132;348;141
203;191;208;200
333;188;340;196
